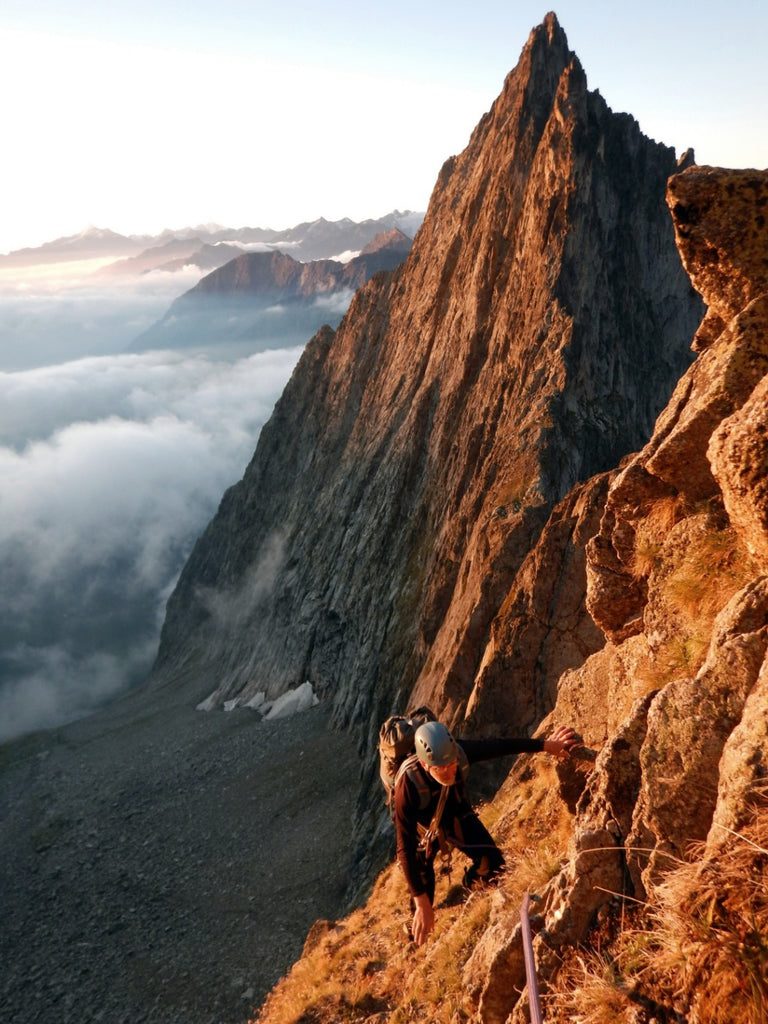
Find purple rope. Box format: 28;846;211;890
520;893;544;1024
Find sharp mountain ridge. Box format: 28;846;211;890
150;13;702;761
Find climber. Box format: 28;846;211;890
394;720;578;945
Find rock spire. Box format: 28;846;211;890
150;14;701;755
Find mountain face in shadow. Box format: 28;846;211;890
129;230;413;354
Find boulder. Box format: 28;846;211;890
709;326;768;564
666;166;768;349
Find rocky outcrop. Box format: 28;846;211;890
585;174;768;646
708;304;768;561
520;167;768;989
667;168;768;350
359;227;412;257
709;649;768;844
150;14;701;762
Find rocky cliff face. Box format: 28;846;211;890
576;167;768;881
150;14;701;765
445;165;768;1024
253;167;768;1024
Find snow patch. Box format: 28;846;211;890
195;692;218;712
264;681;319;720
196;681;320;720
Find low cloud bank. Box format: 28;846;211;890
0;265;201;371
0;345;302;741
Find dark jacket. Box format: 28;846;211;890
394;737;545;897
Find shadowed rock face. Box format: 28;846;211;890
150;14;701;759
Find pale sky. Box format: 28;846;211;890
2;0;767;254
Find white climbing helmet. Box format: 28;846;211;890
414;721;459;767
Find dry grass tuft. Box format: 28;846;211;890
542;801;768;1024
404;892;490;1020
631;495;685;579
635;631;709;693
631;496;755;611
543;949;640;1024
640;810;768;1024
659;511;756;627
634;511;758;692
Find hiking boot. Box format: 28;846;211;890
441;883;470;907
462;864;505;891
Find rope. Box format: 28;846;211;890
417;783;450;854
520;893;543;1024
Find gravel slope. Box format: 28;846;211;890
0;688;360;1024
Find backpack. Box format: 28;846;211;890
378;706;436;814
378;706;470;816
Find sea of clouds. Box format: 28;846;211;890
0;269;303;741
0;262;204;370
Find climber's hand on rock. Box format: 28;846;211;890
544;725;579;759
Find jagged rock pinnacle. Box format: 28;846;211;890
151;15;702;770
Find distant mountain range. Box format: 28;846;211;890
129;228;414;353
0;226;146;267
0;212;425;273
